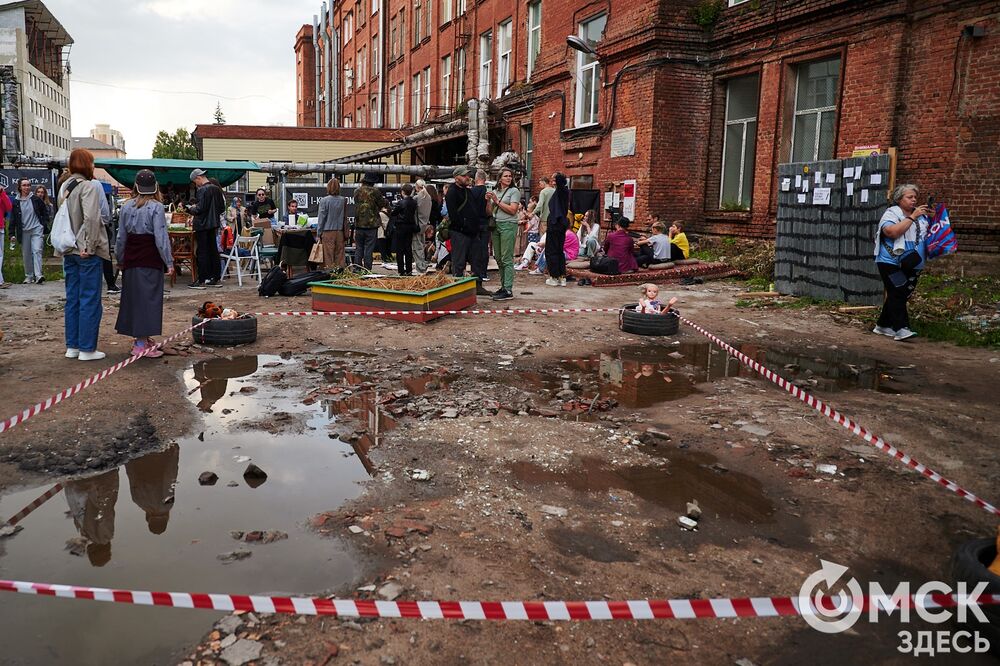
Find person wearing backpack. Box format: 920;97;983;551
58;149;109;361
487;168;521;301
390;183;419;276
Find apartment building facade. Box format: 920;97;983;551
296;0;1000;252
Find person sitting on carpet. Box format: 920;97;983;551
636;221;671;268
602;217;639;274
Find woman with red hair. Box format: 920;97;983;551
59;149;109;361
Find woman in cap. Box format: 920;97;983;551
114;169;174;357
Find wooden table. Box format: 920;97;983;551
168;230;197;286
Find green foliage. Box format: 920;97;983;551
152;128;197;160
720;199;750;212
213;102;226;125
690;0;725;28
3;241;63;284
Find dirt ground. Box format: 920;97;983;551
1;273;998;665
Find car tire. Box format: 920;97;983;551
191;315;258;347
619;304;680;336
950;538;1000;655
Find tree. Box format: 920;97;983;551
214;102;226;125
151;128;197;160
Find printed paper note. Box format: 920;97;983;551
861;189;869;203
843;167;855;179
815;172;822;184
846;182;854;197
826;173;836;183
812;187;831;205
797;194;806;204
781;178;791;191
870;174;882;185
795;175;802;188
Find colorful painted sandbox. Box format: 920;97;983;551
309;276;478;322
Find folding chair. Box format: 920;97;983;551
221;234;262;286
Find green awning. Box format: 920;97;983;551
96;158;261;188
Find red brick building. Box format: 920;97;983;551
296;0;1000;253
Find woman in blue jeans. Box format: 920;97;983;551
58;149;110;361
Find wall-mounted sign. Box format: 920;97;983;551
609;127;636;158
622;179;636;220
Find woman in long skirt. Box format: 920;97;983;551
115;170;175;357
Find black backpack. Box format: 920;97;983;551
258;266;287;297
590;255;620;275
278;270;329;297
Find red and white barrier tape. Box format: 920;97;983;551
253;308;623;317
1;483;63;527
678;317;1000;517
2;579;997;620
0;321;209;435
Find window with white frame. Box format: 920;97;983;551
371;96;379;126
344;115;354;127
456;48;466;102
457;0;466;13
574;13;606;127
358;46;367;83
522;124;533;183
441;0;452;24
344;12;354;41
359;104;367;128
527;1;542;80
424;0;432;37
389;84;397;127
497;19;512;96
720;73;759;209
345;61;354;94
412;72;422;123
441;53;452;108
372;0;378;14
791;56;840;162
414;1;422;43
423;66;431;116
389;16;398;59
357;0;365;26
371;35;378;78
479;30;492;99
356;107;363;127
727;0;749;5
397;82;406;126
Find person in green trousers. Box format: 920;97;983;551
488;168;522;301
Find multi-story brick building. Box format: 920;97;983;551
296;0;1000;253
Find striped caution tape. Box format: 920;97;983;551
678;316;1000;518
0;320;210;435
2;579;997;620
1;483;63;527
253;308;624;317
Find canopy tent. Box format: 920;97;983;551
95;158;260;188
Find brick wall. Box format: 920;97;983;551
295;25;317;128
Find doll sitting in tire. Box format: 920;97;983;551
619;284;679;336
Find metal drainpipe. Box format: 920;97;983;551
324;1;333;127
313;13;321;127
331;27;340;127
377;1;385;128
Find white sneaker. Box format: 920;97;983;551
528;269;542;275
381;261;396;269
559;278;567;287
514;263;527;271
65;348;80;358
78;350;107;361
872;326;896;337
893;328;917;341
545;278;559;286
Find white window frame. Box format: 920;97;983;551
414;0;422;43
423;66;431;116
479;30;492;100
456;48;466;102
345;62;354;95
527;1;542;80
719;75;759;209
371;96;379;126
574;14;605;127
372;0;379;14
412;72;422;124
441;0;452;24
388;85;397;127
344;115;353;128
358;45;367;83
398;82;406;126
441;53;452;109
457;0;466;14
497;19;512;97
791;58;840;162
344;12;354;42
727;0;749;5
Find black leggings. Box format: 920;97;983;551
545;220;568;278
876;262;919;331
395;232;413;275
102;225;117;288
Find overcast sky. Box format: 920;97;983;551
45;0;320;157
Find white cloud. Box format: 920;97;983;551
139;0;241;21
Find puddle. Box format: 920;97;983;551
0;355;375;666
511;450;775;523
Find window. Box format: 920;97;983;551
413;72;422;123
357;0;365;26
441;54;452;109
728;0;749;5
371;36;378;78
344;115;353;127
456;48;466;102
574;13;606;127
398;82;406;125
457;0;466;13
791;57;840;162
371;96;379;126
479;30;492;99
345;61;354;94
441;0;452;24
425;0;432;37
423;66;431;116
344;12;354;41
389;85;398;127
497;19;512;96
356;107;363;127
399;10;406;54
720;74;759;209
389;16;398;59
372;0;378;15
522;124;533;183
527;1;542;80
358;46;367;84
414;1;422;43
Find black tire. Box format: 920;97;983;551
950;538;1000;655
619;304;680;336
191;316;258;347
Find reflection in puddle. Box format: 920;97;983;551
511;449;775;523
0;355;373;666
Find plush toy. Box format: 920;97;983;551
198;301;223;319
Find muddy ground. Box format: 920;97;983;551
0;274;998;665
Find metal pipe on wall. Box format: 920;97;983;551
312;13;321;127
323;1;333;127
377;0;385;128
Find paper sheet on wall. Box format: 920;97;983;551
846;182;854;197
795;175;802;188
797;194;806;204
781;178;791;191
870;174;882;185
861;189;869;203
843;167;855;178
812;187;831;205
815;172;822;184
855;165;863;180
612;193;621;207
802;180;810;192
604;192;614;209
826;173;836;183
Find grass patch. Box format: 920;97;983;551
3;241;64;284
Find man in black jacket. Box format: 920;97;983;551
186;169;225;288
445;166;489;296
390;183;419;276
